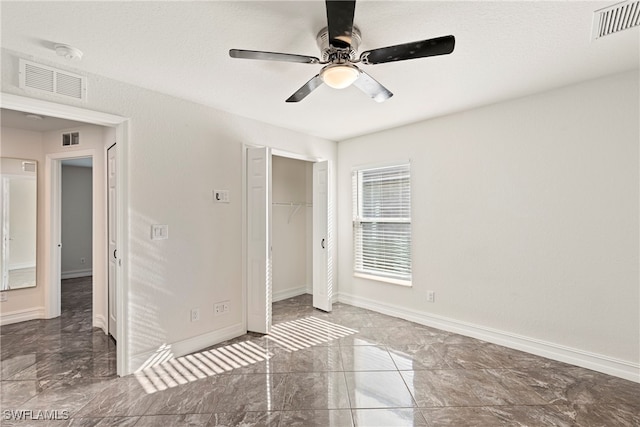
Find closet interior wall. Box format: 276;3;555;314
271;155;313;301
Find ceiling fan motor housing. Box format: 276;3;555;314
316;26;362;62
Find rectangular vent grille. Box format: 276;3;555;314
22;161;37;173
593;0;640;40
19;59;86;100
62;132;80;146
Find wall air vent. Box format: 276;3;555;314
592;0;640;40
22;161;37;173
62;132;80;147
19;59;87;101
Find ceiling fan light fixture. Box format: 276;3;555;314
320;64;360;89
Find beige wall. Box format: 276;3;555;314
8;178;37;267
0;124;110;330
0;127;45;315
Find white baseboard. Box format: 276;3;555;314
8;262;36;270
94;314;107;333
131;322;246;372
273;286;307;302
337;292;640;383
0;306;45;325
61;269;93;279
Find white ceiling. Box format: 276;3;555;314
1;1;638;141
1;108;89;132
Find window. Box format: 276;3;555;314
352;163;411;285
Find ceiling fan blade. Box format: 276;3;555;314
286;75;323;103
326;0;356;49
360;35;455;65
229;49;320;64
353;71;393;103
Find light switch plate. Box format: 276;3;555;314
151;224;169;240
213;189;230;203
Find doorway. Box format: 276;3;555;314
244;146;332;335
60;157;93;281
1;93;129;376
60;156;94;334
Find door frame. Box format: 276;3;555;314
242;144;332;333
1;93;130;376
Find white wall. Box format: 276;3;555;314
2;48;337;373
272;156;312;300
61;165;93;277
337;70;639;380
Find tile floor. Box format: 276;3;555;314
1;284;639;426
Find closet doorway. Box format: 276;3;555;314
271;155;312;303
245;147;332;334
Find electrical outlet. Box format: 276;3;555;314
215;301;230;316
151;224;169;240
190;308;200;322
427;291;435;303
0;293;7;302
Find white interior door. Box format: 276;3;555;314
313;160;331;312
107;144;117;340
247;146;272;334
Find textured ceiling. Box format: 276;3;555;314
1;1;638;141
1;108;89;132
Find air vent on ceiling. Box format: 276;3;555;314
19;59;87;101
62;132;80;147
592;0;640;40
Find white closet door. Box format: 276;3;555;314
247;146;272;334
313;160;331;312
107;144;118;340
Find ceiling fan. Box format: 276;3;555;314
229;0;455;103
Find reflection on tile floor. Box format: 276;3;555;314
2;288;639;426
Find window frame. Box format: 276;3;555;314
352;161;412;287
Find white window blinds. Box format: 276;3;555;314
352;163;412;284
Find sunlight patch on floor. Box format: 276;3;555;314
134;316;358;394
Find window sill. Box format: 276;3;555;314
353;272;412;287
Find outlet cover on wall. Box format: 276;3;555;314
0;293;7;302
214;301;230;315
151;224;169;240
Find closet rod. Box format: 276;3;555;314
272;202;312;206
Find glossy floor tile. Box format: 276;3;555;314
2;288;639;426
